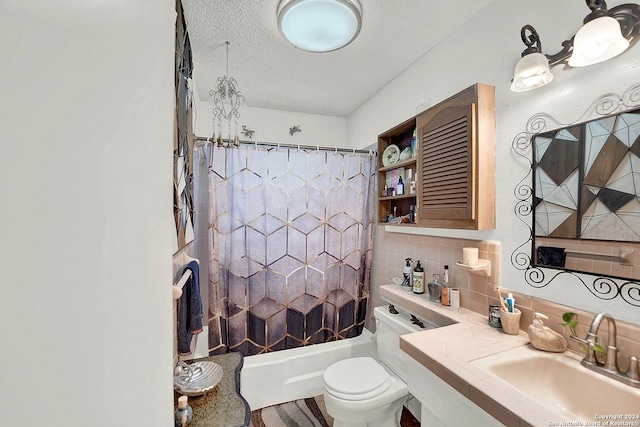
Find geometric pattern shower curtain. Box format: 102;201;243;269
205;145;376;356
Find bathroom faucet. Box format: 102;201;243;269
570;312;639;388
585;312;618;371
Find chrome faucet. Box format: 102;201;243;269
570;312;639;388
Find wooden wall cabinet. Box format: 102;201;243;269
377;83;495;230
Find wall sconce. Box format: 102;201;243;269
277;0;362;52
511;0;640;92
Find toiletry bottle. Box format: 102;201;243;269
411;130;417;157
506;293;515;313
175;395;193;427
441;265;450;306
427;274;442;302
412;261;425;294
396;176;404;195
403;258;413;289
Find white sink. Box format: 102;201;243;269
471;345;640;420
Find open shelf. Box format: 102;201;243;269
455;259;491;277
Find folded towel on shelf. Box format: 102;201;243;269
177;260;203;355
536;246;566;268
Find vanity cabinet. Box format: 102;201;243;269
403;354;502;427
377;83;495;230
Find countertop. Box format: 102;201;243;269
380;285;579;427
175;352;250;427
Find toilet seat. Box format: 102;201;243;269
323;357;391;401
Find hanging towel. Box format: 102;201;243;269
177;260;203;355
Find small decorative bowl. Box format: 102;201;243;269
174;361;223;397
399;147;413;161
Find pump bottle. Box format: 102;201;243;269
412;260;424;294
402;258;413;290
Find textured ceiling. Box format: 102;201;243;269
182;0;495;117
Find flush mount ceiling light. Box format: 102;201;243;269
277;0;362;53
511;0;640;92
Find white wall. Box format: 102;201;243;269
194;102;347;147
347;0;640;325
0;1;175;425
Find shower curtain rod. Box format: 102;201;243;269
194;136;375;155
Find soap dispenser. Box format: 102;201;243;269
412;261;425;294
402;258;413;290
528;312;568;353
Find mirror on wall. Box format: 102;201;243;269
532;108;640;279
174;1;195;252
512;83;640;307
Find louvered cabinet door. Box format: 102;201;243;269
414;83;495;230
418;104;475;222
376;83;494;230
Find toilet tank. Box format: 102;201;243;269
373;304;451;383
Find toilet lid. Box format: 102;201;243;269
323;357;391;401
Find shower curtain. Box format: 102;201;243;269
205;145;376;356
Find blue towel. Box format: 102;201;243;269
177;260;203;355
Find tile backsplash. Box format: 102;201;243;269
370;226;502;321
370;225;640;370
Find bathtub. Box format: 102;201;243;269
241;330;376;410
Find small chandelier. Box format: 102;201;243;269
209;41;245;146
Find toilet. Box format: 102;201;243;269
323;305;429;427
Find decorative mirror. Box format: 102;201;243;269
512;83;640;307
174;3;195;251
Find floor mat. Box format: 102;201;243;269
249;395;420;427
249;395;332;427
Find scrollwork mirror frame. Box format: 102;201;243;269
511;83;640;307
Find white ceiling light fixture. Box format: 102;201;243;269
510;0;640;92
277;0;362;53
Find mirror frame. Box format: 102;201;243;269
511;83;640;307
174;2;195;252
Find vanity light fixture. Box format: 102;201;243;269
510;25;555;92
277;0;362;53
511;0;640;92
569;0;629;67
